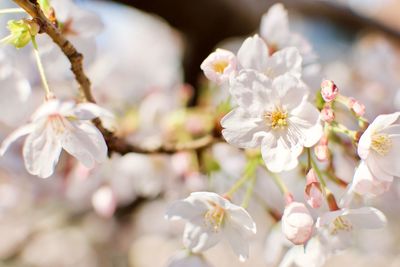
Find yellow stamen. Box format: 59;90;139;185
371;133;392;156
331;216;353;234
204;201;225;232
212;60;229;74
264;108;288;129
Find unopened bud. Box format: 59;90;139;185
305;169;323;209
314;136;329;161
320;80;338;102
320;105;335;123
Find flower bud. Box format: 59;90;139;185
320;80;338;102
320;105;335;123
282;202;314;245
200;48;237;84
349;98;365;117
2;19;39;48
305;169;323;209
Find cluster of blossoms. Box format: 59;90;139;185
1;1;400;267
166;3;398;266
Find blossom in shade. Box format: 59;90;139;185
200;48;237;84
165;192;256;262
320;80;338;103
282;201;314;245
237;34;302;80
316;206;386;251
0;99;113;178
221;70;322;172
304;169;323;209
357;112;400;183
350;161;392;197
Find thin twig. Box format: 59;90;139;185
13;0;221;155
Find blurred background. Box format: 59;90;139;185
1;0;400;266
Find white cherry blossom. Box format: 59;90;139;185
221;70;322;172
316;206;386;251
165;192;256;262
357;112;400;182
237;34;302;79
200;48;237;84
0;99;112;178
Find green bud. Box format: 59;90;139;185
2;19;39;49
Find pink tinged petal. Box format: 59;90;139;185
261;133;302;173
31;99;62;122
229;69;273;113
344;207;387;229
66;102;114;120
282;202;313;245
183;223;222;253
226;204;257;234
351;161;391;196
0;123;36;155
91;185;117;218
224;223;250;262
221;108;266;148
272;74;308;110
23;123;62;178
61;121;107;168
266;47;302;79
237;35;270;71
366;156;393;182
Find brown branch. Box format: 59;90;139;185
13;0;221;155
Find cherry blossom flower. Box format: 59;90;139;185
279;237;328;267
221;70;322;172
237;34;302;80
316;206;386;251
260;3;312;57
165;192;256;262
282;201;314;245
357;112;400;182
0;99;112;178
200;49;237;84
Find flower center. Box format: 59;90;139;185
212;60;229;74
204;201;225;232
264;108;288;129
371;133;392;156
48;114;65;134
330;216;353;235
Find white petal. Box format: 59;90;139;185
183;223;222;253
369;112;400;133
61;121;107;168
226;204;257;234
221;108;266;148
366;156;393;182
374;134;400;177
261;133;302;173
266;47;302;79
165;198;207;221
229;69;273;113
66;102;114;120
237;35;269;71
31;99;62;122
224;223;250;262
0;123;35;155
272;74;308;110
260;3;289;47
344;207;387;229
22;122;62;178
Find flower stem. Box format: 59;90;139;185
225;158;258;198
241;175;256;208
0;8;25;14
31;36;52;98
329;121;357;140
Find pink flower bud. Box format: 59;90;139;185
320;80;338;102
305;169;323;209
320;105;335;123
282;202;314;245
314;136;329;161
348;98;365;117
